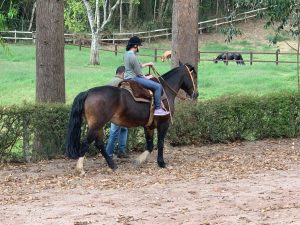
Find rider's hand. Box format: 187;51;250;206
143;62;154;67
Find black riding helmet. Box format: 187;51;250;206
128;36;142;46
126;36;142;50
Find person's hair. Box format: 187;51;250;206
126;44;135;51
116;65;125;75
126;36;142;51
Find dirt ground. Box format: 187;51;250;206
1;138;300;225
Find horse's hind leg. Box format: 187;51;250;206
94;128;117;170
75;128;98;176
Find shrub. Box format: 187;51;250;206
0;103;145;162
1;93;300;161
168;93;300;145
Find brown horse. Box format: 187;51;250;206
161;50;172;62
66;63;198;175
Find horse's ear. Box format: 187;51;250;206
179;61;183;66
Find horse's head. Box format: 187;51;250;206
180;63;198;100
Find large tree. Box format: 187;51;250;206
82;0;120;65
171;0;199;74
36;0;65;103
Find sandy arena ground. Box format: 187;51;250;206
1;138;300;225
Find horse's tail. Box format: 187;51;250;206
65;91;88;159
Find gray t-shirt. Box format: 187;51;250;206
124;51;143;79
107;77;123;87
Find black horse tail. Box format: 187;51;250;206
66;91;88;159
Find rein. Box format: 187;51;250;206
151;65;196;99
151;66;181;99
184;65;196;95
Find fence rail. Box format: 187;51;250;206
94;44;299;65
0;7;266;44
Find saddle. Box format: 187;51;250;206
118;76;166;103
119;76;168;126
119;80;153;102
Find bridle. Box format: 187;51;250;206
150;65;197;124
184;65;196;96
151;65;196;99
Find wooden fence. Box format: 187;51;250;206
0;8;266;44
95;43;299;65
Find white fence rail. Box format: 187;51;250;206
0;8;266;44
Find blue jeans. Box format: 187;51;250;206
131;76;162;109
106;123;128;158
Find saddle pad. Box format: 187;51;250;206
119;80;152;102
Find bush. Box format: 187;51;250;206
168;93;300;145
1;93;300;161
0;103;145;162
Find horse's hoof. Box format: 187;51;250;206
133;159;142;168
108;161;118;171
75;169;86;177
158;161;166;168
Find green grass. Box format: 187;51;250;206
0;40;299;106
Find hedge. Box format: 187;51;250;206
168;93;300;145
1;93;300;162
0;103;145;162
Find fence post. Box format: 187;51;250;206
148;32;151;43
115;44;118;56
113;33;115;45
226;52;229;66
250;52;253;65
276;49;279;65
79;38;82;51
215;19;218;31
154;48;157;62
32;31;35;44
14;30;17;43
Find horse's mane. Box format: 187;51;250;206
160;66;181;80
160;63;194;80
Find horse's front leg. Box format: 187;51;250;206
157;121;169;168
135;127;154;165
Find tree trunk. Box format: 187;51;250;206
35;0;65;160
153;0;157;21
172;0;199;75
128;0;134;24
90;32;100;65
36;0;65;103
119;0;123;32
28;1;36;31
158;0;167;21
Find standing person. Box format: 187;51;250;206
124;36;170;116
106;65;129;159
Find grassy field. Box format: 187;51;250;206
0;40;298;106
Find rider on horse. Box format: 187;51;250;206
124;36;170;116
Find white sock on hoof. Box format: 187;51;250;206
75;157;85;175
135;151;150;165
